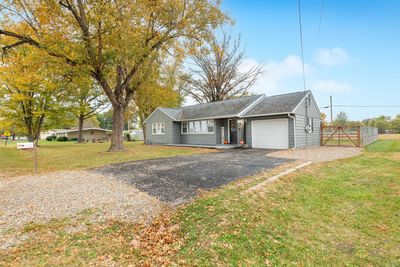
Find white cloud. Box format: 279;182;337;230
311;79;352;93
240;55;312;94
314;47;349;67
184;52;352;105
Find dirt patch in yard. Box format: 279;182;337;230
267;146;362;163
0;170;164;249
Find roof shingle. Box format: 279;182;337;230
152;91;310;121
241;91;309;117
179;95;262;120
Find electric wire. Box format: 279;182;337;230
316;0;325;45
297;0;307;91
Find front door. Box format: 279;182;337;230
229;120;238;144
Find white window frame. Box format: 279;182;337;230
181;120;214;134
182;122;188;134
152;122;165;135
306;117;314;133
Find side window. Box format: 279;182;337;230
207;120;214;133
182;122;188;133
160;122;165;134
152;122;165;134
311;118;314;132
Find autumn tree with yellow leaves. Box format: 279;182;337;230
0;47;72;144
0;0;228;151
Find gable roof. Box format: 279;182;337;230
159;107;182;121
179;95;263;120
241;91;310;117
145;90;313;122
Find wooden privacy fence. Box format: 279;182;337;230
321;126;378;147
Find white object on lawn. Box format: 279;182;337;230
17;142;34;149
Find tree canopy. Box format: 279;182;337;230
0;0;229;151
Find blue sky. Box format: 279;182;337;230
216;0;400;121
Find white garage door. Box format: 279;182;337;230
252;119;289;149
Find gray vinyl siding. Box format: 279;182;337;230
295;115;321;147
245;115;290;148
145;110;174;144
293;92;321;147
180;134;217;145
288;117;295;148
293;93;321;118
172;122;181;144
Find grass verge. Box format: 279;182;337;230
0;141;213;177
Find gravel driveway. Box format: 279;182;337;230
0;170;163;245
267;146;362;163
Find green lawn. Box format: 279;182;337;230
365;139;400;152
173;143;400;266
1;140;399;266
0;141;212;177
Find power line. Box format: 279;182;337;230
333;105;400;108
297;0;306;91
320;105;400;108
316;0;325;45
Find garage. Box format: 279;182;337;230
251;119;289;149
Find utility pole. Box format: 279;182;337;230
330;95;333;125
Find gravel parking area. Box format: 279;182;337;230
0;170;164;247
268;146;362;163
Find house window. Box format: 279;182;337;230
306;117;314;133
311;118;314;132
182;120;214;134
182;122;188;133
207;120;214;132
152;122;165;135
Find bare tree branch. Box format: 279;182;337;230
182;32;263;103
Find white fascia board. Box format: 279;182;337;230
179;114;240;121
291;91;311;114
241;112;291;118
143;107;178;124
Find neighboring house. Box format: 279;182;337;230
144;90;321;149
40;129;71;139
41;128;112;142
125;130;144;141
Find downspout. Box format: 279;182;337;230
288;114;297;148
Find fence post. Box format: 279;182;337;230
320;125;323;146
357;126;361;147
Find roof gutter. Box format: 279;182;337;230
240;112;291;118
288;113;296;148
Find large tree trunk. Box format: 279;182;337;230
139;114;147;144
77;113;84;143
141;122;147;144
108;104;125;152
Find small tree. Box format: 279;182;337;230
320;112;328;127
334;111;349;127
68;76;109;143
134;65;182;142
0;47;70;145
182;32;262;103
